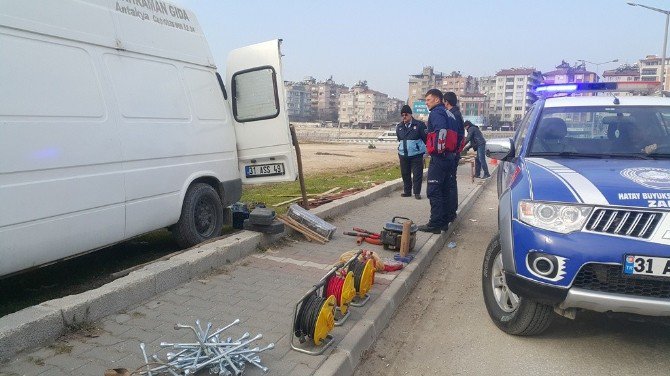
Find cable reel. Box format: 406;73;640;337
293;292;335;346
326;270;355;315
348;258;375;298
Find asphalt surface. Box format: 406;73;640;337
355;181;670;376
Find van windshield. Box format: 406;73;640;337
528;106;670;158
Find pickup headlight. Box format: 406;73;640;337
518;201;592;234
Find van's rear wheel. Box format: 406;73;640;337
482;234;554;336
173;183;223;248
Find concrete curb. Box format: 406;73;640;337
314;175;494;376
0;178;405;363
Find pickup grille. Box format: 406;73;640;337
585;208;662;239
573;264;670;299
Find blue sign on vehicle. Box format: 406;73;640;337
412;100;428;115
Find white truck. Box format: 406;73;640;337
0;0;298;277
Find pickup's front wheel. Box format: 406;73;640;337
482;234;554;335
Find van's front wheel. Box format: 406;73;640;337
173;183;223;248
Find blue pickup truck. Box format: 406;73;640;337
483;82;670;335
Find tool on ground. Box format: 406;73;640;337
394;253;415;263
291;251;362;355
380;216;418;251
352;227;380;237
356;236;382;246
343;231;380;239
131;318;273;375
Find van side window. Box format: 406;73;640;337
1;34;103;117
104;55;189;119
184;68;226;120
231;66;279;122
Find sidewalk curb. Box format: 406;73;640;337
0;178;406;364
314;176;494;376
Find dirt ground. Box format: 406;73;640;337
299;142;400;174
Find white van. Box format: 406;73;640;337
0;1;298;277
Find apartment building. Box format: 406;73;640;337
408;66;441;106
639;55;669;90
285;81;312;121
441;71;477;96
339;81;389;127
479;68;542;126
543;60;598;84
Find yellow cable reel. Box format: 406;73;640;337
313;295;336;345
358;259;375;298
339;271;356;315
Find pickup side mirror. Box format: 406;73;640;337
486;138;514;161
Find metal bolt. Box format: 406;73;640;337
139;343;153;376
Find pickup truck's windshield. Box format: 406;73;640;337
529;106;670;158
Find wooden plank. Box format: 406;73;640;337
400;220;412;257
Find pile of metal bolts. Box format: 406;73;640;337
138;318;274;375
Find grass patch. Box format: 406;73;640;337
241;162;401;213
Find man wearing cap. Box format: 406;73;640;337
396;104;427;199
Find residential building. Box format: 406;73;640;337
440;71;477;96
602;64;641;96
338;81;389;128
543;60;598;84
639;55;669;90
387;97;405;120
284;81;312;121
314;76;348;122
479;68;542;127
408;66;441;106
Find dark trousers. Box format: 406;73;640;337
399;154;424;195
475;144;490;177
446;155;458;222
426;154;456;227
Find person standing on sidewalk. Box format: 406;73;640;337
419;89;460;234
443;91;465;224
463;120;490;178
396;104;427;199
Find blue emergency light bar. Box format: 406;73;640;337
535;82;617;93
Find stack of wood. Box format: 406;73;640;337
277;214;329;244
272;187;341;208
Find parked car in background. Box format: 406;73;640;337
482;82;670;335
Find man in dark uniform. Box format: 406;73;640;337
463;120;490;178
443;91;465;225
396;104;427;199
419;89;460;234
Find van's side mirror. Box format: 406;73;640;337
486;138;514;161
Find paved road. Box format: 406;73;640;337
356;181;670;376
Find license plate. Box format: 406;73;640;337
623;255;670;278
245;163;285;178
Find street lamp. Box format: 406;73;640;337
577;59;619;79
628;2;670;90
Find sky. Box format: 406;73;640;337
172;0;670;100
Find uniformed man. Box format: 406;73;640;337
396;104;427;199
419;89;460;234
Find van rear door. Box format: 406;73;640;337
226;39;298;184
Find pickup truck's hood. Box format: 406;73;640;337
524;158;670;209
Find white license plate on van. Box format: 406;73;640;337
245;163;285;178
623;255;670;278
